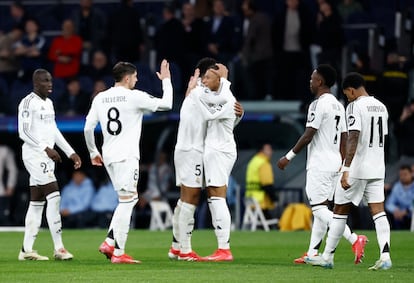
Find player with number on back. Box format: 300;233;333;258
277;64;367;265
84;59;173;264
305;72;392;270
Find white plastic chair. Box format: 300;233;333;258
242;197;279;231
149;200;173;231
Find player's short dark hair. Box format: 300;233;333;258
316;64;337;88
342;72;366;89
112;62;136;82
32;68;48;82
196;57;217;77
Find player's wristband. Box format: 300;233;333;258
341;166;350;172
285;149;296;161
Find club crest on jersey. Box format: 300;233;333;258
348;115;356;126
21;110;29;118
307;112;315;122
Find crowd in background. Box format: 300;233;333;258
1;0;414;230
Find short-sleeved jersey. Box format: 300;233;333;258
305;93;346;171
18;92;74;158
346;96;388;179
85;86;164;164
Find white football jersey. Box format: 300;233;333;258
18;92;75;158
84;79;172;164
196;86;237;154
306;93;346;171
175;78;231;152
346;96;388;179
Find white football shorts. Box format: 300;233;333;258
23;152;57;186
305;169;339;205
334;177;385;206
203;148;236;187
105;158;139;196
174;149;203;188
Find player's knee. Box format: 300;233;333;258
118;190;138;205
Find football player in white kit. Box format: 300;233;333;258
84;60;173;264
277;65;367;265
306;72;392;270
168;58;242;261
197;64;238;261
18;69;82;261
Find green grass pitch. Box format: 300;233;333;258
0;229;412;282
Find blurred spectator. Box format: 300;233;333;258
70;0;107;66
80;49;111;81
385;165;414;229
0;1;29;34
395;99;414;159
0;145;18;225
14;18;46;82
378;51;409;125
56;77;90;116
140;152;173;208
351;50;380;95
155;3;186;78
107;0;145;63
205;0;237;66
336;0;363;22
181;2;207;81
245;143;278;218
272;0;313;101
90;177;118;228
48;19;83;79
239;0;273;100
314;1;344;73
60;169;95;228
0;26;23;86
91;79;108;101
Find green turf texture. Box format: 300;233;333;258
0;229;411;282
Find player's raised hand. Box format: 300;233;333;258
185;68;200;97
156;59;171;80
210;63;228;79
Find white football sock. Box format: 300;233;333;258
22;201;45;252
209;197;231;250
46;192;64;251
307;206;328;256
112;196;138;256
322;214;348;261
178;201;196;254
171;199;182;250
343;225;357;245
373;211;391;260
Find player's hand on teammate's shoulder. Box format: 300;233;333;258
156;59;171;80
